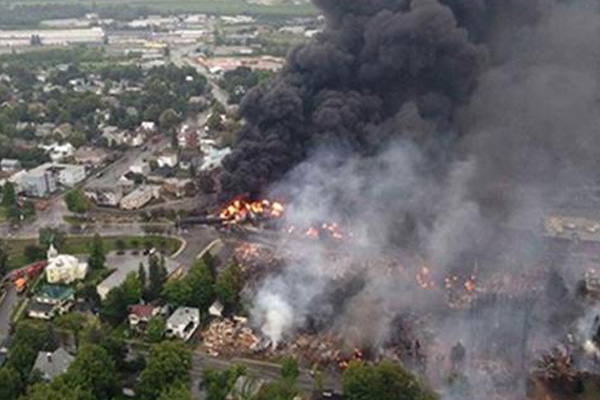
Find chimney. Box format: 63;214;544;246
47;352;52;363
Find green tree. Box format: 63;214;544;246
21;200;36;219
281;357;300;381
146;316;165;343
46;99;60;122
88;234;105;270
207;111;223;132
158;383;190;400
136;341;191;400
2;181;17;208
202;365;245;400
215;262;243;314
115;239;126;254
6;321;47;384
100;287;128;326
122;271;142;305
147;255;167;301
138;262;146;289
0;240;8;277
24;244;46;263
65;189;88;213
143;104;161;123
255;381;297;400
65;344;118;400
131;239;140;252
38;227;66;250
7;342;37;382
343;361;438;400
159;108;180;132
162;278;192;308
188;259;215;315
23;377;93;400
0;366;21;400
6;205;21;224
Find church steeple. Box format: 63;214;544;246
47;244;58;260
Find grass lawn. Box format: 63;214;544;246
5;235;183;271
5;0;318;16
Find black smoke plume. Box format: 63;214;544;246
219;0;495;197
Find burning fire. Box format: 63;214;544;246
219;198;285;224
417;266;436;290
338;348;365;370
301;223;345;240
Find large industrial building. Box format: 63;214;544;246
0;27;105;47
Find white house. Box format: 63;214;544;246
45;245;88;284
84;186;124;207
157;151;179;169
165;307;200;342
0;159;22;171
140;121;156;132
52;164;86;187
209;301;224;318
40;142;74;163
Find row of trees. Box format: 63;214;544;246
218;66;274;105
163;255;244;318
201;358;438;400
101;254;167;326
1;182;36;225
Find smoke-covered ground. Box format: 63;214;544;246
219;0;600;398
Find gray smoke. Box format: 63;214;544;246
241;0;600;398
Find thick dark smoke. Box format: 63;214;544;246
220;0;491;197
219;0;600;399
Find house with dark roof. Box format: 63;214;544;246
32;347;74;381
28;302;57;320
28;284;75;320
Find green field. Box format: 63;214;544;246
2;0;318;16
5;235;183;270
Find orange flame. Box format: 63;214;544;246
218;198;285;224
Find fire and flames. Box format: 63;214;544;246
218;198;285;224
217;198;348;242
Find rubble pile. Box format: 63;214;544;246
286;334;344;368
234;243;281;271
201;318;260;357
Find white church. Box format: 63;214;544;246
45;244;88;284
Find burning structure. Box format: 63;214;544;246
204;0;600;399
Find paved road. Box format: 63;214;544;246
85;136;168;189
190;352;342;397
0;286;17;343
170;46;231;108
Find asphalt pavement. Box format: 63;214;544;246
190;352;342;397
0;286;17;343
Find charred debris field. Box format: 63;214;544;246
180;0;600;399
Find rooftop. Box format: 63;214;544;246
167;306;200;327
36;284;75;301
128;304;157;319
33;347;74;381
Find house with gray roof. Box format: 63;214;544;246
32;347;74;381
165;307;200;342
